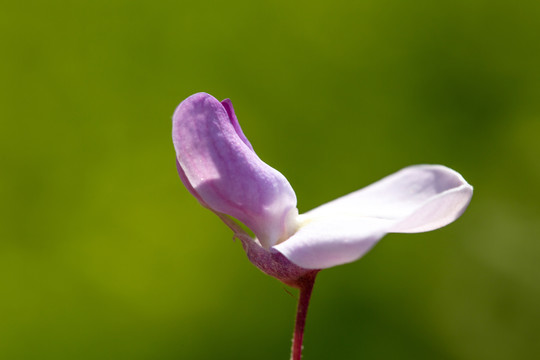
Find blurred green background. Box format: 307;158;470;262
1;0;539;359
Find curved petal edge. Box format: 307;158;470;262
273;165;473;269
172;93;298;248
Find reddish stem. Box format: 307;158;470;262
290;271;318;360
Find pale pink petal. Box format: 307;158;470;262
274;165;472;269
172;93;297;248
274;217;389;269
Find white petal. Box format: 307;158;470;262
273;216;390;269
273;165;473;269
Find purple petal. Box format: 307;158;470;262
172;93;298;248
220;99;254;151
273;165;473;269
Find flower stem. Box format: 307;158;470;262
290;271;318;360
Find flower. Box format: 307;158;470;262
172;92;473;286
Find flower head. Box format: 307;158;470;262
172;92;473;285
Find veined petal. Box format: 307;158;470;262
274;165;472;269
172;93;298;248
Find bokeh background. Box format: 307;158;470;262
1;0;539;359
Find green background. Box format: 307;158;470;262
1;0;539;359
